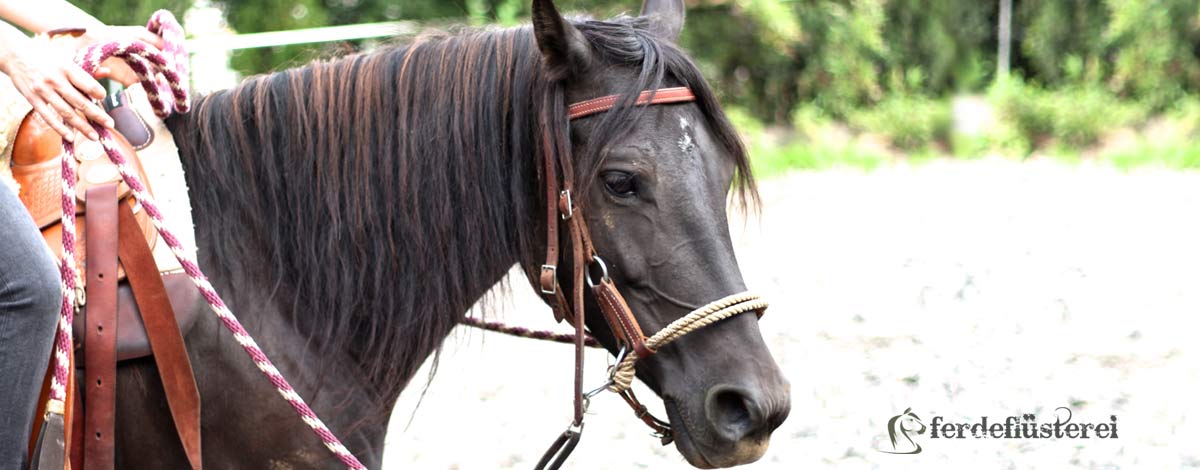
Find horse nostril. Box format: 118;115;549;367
705;385;763;442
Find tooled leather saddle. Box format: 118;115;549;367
15;90;202;470
12;91;202;358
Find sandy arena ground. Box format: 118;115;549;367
383;159;1200;469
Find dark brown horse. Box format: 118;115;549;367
114;0;789;467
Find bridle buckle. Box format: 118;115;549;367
539;264;558;295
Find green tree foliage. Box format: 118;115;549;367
703;0;1198;123
70;0;196;26
1105;0;1200;109
215;0;329;74
1017;0;1109;86
68;0;1200;125
882;0;994;94
678;1;808;122
674;0;995;121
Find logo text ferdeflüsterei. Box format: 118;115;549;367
879;407;1118;455
929;407;1118;439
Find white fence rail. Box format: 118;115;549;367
184;21;418;52
183;5;421;93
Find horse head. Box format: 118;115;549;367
529;0;790;466
903;409;927;435
885;408;926;454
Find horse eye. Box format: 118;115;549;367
601;171;638;197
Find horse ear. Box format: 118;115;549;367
532;0;593;80
640;0;685;42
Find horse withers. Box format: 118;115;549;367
106;0;790;467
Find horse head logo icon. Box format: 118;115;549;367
880;407;927;454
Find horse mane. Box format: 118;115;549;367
167;14;754;419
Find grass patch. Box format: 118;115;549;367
848;95;950;151
750;141;887;176
1104;141;1200;170
732;89;1200;177
994;83;1144;149
733;105;890;177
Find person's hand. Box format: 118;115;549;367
0;39;110;141
85;26;165;87
95;57;140;87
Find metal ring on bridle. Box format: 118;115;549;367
585;255;610;288
584;346;627;402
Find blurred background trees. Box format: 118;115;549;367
64;0;1200;166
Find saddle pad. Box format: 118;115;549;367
123;83;196;274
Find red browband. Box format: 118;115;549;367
567;87;696;120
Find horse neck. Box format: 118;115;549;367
165;62;542;403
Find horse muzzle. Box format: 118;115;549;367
664;379;791;467
653;336;791;468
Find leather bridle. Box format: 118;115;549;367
528;86;766;470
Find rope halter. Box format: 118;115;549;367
607;292;767;393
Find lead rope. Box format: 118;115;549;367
459;316;602;347
466;292;767;451
46;10;367;469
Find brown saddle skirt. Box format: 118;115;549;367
73;273;200;362
11;109;199;362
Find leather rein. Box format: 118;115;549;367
523;86;768;469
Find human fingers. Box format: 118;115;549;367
97;59;141;87
57;83;113;132
136;28;165;49
28;96;77;142
62;67;114;128
39;85;98;140
64;64;106;101
8;64;78;140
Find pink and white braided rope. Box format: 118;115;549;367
49;11;366;469
460;316;603;348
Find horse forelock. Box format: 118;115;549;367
572;15;758;211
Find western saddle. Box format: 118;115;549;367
13;89;202;469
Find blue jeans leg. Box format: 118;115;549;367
0;181;61;468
